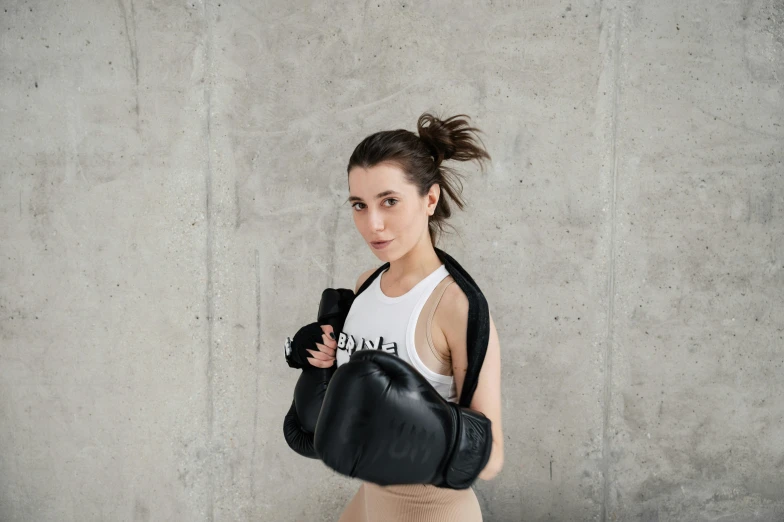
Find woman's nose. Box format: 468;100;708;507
367;209;385;231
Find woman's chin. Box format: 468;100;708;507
371;247;396;261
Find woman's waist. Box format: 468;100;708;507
362;482;476;502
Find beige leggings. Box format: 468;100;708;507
338;482;482;522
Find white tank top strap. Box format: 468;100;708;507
405;268;456;400
426;278;456;365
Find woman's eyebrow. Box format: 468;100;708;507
347;190;400;203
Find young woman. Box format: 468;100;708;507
306;113;504;522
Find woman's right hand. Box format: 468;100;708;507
306;324;338;368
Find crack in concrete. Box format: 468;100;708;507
601;4;623;522
250;248;262;517
202;2;215;521
117;0;141;134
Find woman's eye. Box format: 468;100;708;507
352;200;396;211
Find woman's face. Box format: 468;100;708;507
348;162;438;261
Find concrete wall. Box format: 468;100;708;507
1;0;782;520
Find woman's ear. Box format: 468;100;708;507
427;184;441;215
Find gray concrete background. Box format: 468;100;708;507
0;0;782;521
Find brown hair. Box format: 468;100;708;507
346;112;491;247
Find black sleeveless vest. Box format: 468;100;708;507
354;248;490;408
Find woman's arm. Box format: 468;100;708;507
440;284;505;481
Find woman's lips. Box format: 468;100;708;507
371;239;393;250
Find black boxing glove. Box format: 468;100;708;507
283;288;355;459
314;350;493;489
283;368;330;458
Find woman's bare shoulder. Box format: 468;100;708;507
355;267;380;293
436;280;470;341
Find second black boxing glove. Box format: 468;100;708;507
283;287;355;459
283;369;331;459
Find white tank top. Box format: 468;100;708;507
336;264;457;403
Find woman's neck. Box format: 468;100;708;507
383;237;442;290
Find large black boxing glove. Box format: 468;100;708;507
283;288;355;459
313;350;492;489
